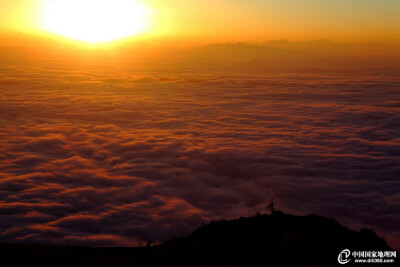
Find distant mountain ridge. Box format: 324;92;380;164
1;37;398;63
1;211;396;267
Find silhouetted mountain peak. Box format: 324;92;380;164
159;212;393;266
0;212;395;267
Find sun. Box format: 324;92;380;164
39;0;150;43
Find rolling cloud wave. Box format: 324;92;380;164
0;58;399;248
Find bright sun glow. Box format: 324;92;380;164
39;0;150;43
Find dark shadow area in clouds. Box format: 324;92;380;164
0;49;399;250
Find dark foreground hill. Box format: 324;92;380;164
1;212;397;267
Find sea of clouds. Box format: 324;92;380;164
0;56;399;248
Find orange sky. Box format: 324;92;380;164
1;0;399;46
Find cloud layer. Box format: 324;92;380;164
0;57;399;249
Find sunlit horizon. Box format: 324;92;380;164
0;0;399;46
